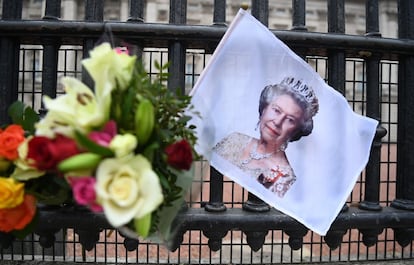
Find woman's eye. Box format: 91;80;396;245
287;118;296;124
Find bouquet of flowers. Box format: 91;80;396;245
0;42;198;242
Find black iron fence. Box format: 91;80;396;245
1;0;414;264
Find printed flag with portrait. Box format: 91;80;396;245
189;9;378;235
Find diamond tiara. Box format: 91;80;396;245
279;77;319;116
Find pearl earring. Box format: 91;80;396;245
279;141;288;151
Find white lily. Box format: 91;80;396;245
36;77;105;137
82;43;136;122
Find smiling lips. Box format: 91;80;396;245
265;123;280;137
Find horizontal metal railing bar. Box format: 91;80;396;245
35;206;414;232
0;21;413;58
178;207;414;232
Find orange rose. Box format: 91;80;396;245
0;124;25;160
0;194;37;232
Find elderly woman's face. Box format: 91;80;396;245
259;94;304;145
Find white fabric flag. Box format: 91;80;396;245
189;9;378;235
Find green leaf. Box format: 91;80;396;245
154;61;161;70
120;86;137;130
177;115;191;124
7;101;39;134
23;106;40;134
134;212;152;238
157;172;170;190
25;174;72;206
74;131;114;157
142;141;160;162
8;101;25;125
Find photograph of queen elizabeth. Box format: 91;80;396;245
189;9;378;235
213;77;319;198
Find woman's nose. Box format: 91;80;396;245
272;115;284;127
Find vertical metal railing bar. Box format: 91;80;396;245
383;62;394;205
71;230;75;262
44;0;61;20
230;232;235;263
348;60;357;113
241;0;271;214
213;0;226;26
308;232;313;262
40;0;61;113
82;0;104;88
206;0;227;215
168;0;186;94
205;166;226;211
156;243;160;264
251;0;269;27
338;239;343;261
85;0;104;21
291;1;308;60
280;232;285;263
110;230;113;263
361;64;367;116
128;0;144;22
359;0;383;211
292;0;307;31
366;1;380;37
26;42;37;89
197;231;202;264
0;0;22;125
392;0;414;210
21;48;28;103
74;47;81;79
127;0;145;64
327;0;347;221
327;0;345;95
393;0;414;248
146;242;150;263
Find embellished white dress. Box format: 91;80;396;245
213;132;296;198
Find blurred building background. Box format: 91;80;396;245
0;0;398;141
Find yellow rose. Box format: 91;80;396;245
95;155;163;228
109;134;137;158
0;177;24;209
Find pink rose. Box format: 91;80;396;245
68;177;102;212
88;120;117;147
114;47;129;55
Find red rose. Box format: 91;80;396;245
164;139;193;170
27;134;80;171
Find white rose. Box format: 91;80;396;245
95;155;163;228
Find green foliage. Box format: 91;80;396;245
110;60;198;238
25;174;72;205
7;101;39;134
74;130;114;156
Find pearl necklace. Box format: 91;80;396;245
241;141;279;165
